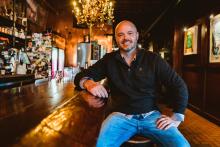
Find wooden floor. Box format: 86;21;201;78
0;80;219;147
180;109;220;147
160;104;220;147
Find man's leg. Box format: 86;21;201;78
96;112;137;147
140;111;190;147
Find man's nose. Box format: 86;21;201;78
123;34;130;40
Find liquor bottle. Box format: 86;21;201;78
0;57;5;75
0;64;6;75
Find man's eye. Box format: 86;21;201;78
118;34;123;37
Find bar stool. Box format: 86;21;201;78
121;135;155;147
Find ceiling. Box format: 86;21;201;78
47;0;179;34
44;0;184;43
114;0;174;29
46;0;220;38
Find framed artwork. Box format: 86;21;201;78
91;41;100;60
210;14;220;63
184;25;198;55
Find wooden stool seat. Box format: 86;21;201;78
127;135;152;144
121;135;155;147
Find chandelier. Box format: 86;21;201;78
72;0;114;26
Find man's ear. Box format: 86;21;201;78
137;32;139;40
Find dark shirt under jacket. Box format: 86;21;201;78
74;49;188;115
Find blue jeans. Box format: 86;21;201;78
96;111;190;147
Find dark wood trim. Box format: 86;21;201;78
188;104;220;126
183;64;204;69
188;103;201;112
207;63;220;68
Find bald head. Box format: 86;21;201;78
115;20;138;35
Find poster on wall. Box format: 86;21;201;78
184;25;198;55
210;14;220;63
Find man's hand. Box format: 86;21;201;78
83;79;108;98
156;115;181;130
80;91;105;108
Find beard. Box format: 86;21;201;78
119;39;137;52
123;46;136;52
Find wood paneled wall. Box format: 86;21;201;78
173;15;220;125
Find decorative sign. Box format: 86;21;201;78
210;14;220;63
184;25;198;55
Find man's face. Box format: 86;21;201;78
115;22;139;52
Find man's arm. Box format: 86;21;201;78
74;54;109;98
155;54;188;130
156;55;189;114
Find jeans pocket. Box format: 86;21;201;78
111;112;134;120
145;111;161;121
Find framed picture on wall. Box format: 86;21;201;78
91;41;100;60
210;14;220;63
184;25;198;55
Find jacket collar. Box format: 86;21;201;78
114;48;145;65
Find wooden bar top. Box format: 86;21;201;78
0;80;106;147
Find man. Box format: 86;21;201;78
74;20;190;147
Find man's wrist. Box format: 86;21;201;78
171;113;185;122
83;79;93;90
79;77;92;89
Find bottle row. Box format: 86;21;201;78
0;26;25;39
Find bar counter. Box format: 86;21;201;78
0;80;106;147
0;74;35;90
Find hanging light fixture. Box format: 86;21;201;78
72;0;114;27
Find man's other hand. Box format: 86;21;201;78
83;79;108;98
156;115;181;130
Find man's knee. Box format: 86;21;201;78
169;137;190;147
158;128;190;147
